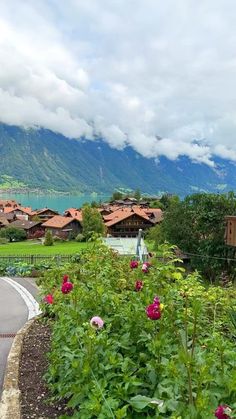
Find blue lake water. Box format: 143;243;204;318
0;193;110;213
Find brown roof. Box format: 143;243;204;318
35;208;59;215
10;220;42;230
105;206;154;227
145;208;163;223
42;215;81;229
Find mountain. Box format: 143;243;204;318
0;123;236;196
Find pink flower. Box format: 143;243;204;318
142;263;149;273
62;274;69;283
153;296;160;306
215;405;232;419
61;281;73;294
130;260;139;269
146;303;161;320
44;294;54;304
135;280;143;291
90;316;104;329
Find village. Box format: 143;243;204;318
0;197;163;240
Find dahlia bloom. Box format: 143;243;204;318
146;303;161;320
62;274;69;283
44;294;54;304
135;280;143;291
130;260;139;269
61;281;73;294
215;405;232;419
90;316;104;329
146;296;162;320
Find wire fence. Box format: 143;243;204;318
0;254;74;264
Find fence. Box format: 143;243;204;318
0;254;74;264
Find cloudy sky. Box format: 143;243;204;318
0;0;236;165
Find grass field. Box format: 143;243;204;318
0;240;89;255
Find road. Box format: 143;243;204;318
0;277;39;392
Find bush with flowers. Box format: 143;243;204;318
40;240;236;418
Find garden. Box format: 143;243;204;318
34;239;236;418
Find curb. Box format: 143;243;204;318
0;317;39;419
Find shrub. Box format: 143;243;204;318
1;226;27;242
44;230;53;246
75;233;85;242
40;241;236;418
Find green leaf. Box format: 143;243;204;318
129;395;164;411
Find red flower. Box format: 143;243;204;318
215;405;232;419
61;281;73;294
62;274;69;283
135;280;143;291
130;260;139;269
44;294;54;304
146;303;161;320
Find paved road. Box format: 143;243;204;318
0;277;38;392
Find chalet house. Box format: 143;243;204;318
104;207;155;237
42;216;82;239
9;220;44;239
3;206;33;220
225;216;236;246
33;208;59;222
64;208;83;221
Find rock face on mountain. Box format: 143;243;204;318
0;123;235;195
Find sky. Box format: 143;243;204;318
0;0;236;165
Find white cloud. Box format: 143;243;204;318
0;0;236;164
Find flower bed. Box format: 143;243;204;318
40;241;236;418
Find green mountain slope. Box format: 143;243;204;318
0;124;236;195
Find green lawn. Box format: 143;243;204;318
0;240;89;255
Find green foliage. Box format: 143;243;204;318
133;188;141;201
111;191;124;201
1;226;27;242
82;205;105;240
148;192;236;280
40;241;236;418
75;233;85;242
44;230;54;246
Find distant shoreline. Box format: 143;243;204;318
0;188;108;197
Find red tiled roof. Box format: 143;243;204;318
3;206;33;215
64;208;82;221
144;208;163;223
42;215;81;229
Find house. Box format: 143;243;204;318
104;206;155;237
0;199;19;211
3;206;33;220
9;220;44;239
33;208;59;222
225;216;236;246
64;208;83;221
144;208;163;224
42;216;82;239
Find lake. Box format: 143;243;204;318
0;192;110;213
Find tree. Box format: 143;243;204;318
147;192;236;280
110;191;123;201
2;226;27;242
133;188;141;201
82;205;105;240
44;230;54;246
